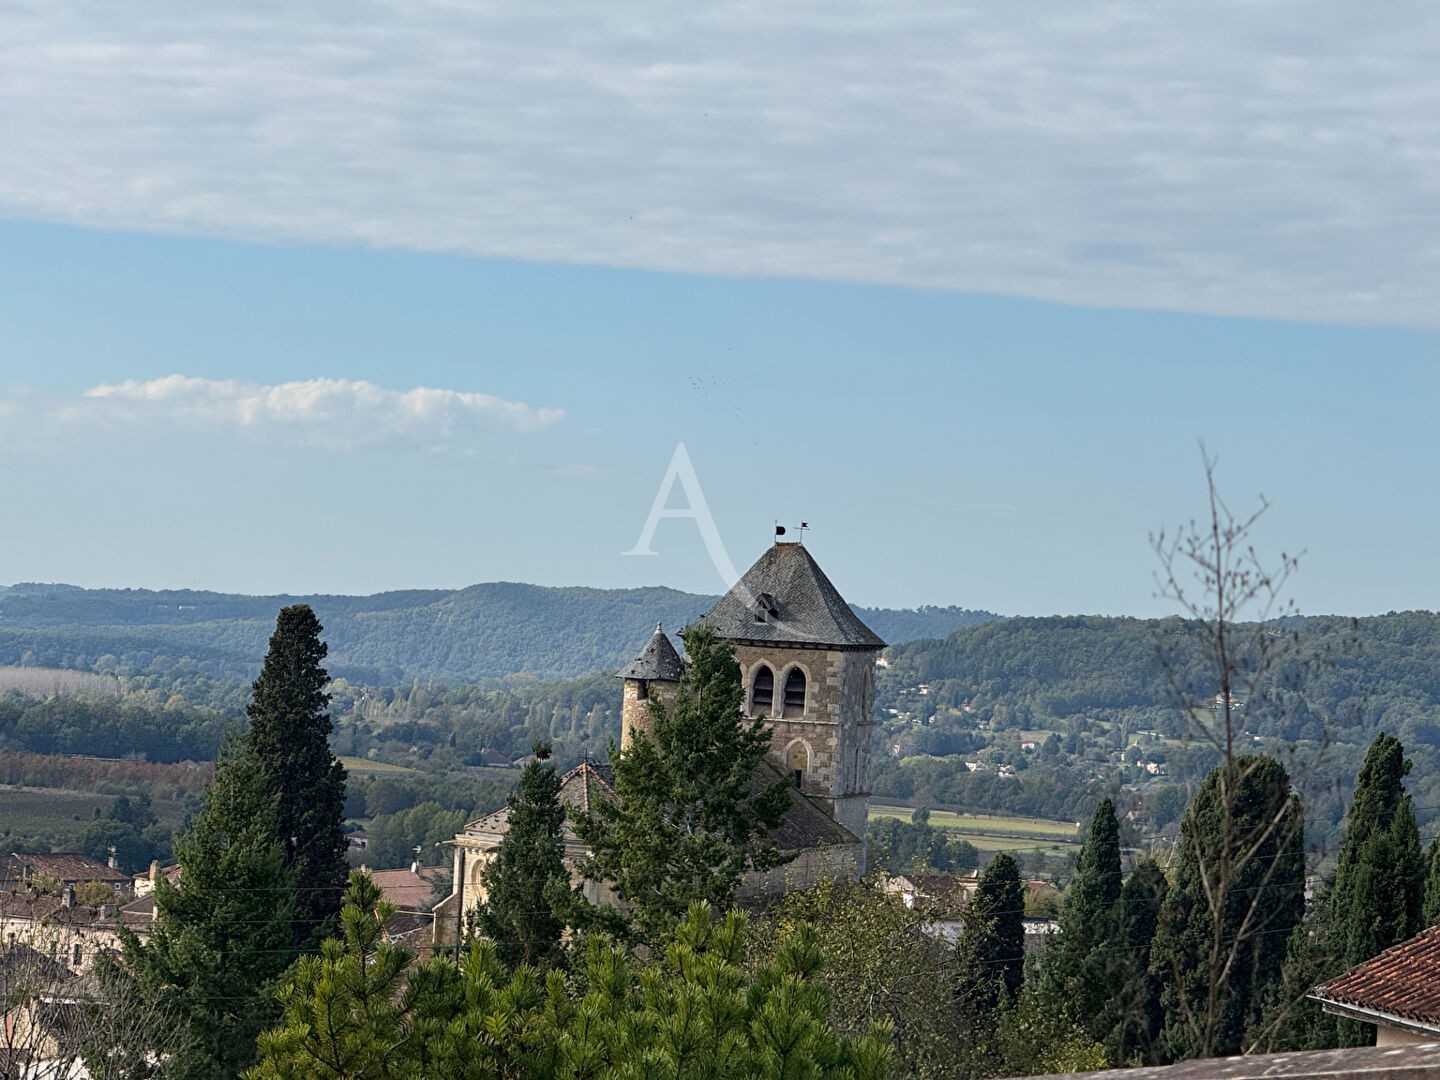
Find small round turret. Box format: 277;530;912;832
616;623;684;750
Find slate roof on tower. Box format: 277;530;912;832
616;624;685;681
693;542;886;650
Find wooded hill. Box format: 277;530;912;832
0;581;995;684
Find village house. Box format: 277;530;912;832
3;853;130;897
437;540;883;938
1309;922;1440;1046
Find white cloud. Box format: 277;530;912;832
71;375;562;450
3;3;1440;324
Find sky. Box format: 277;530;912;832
1;2;1438;618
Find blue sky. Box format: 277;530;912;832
2;4;1438;617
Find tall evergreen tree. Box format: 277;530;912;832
1328;733;1423;974
1261;733;1425;1051
577;627;791;942
1047;798;1123;1039
1150;755;1304;1063
244;604;348;945
960;852;1025;1013
1424;836;1440;927
1108;858;1168;1065
477;741;573;968
119;741;298;1079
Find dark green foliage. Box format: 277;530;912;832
478;741;572;968
1107;858;1168;1065
960;852;1025;1012
244;605;348;945
249;898;892;1080
1425;836;1440;926
1261;734;1426;1051
120;741;298;1079
1328;734;1423;974
577;627;791;943
1046;799;1124;1049
1150;755;1305;1062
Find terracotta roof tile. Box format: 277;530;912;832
1311;923;1440;1027
9;852;128;884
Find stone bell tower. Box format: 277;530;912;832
616;623;684;751
692;541;885;845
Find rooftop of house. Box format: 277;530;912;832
1019;1042;1440;1079
369;866;448;913
8;852;128;885
692;542;886;650
1310;924;1440;1034
0;890;121;929
616;624;685;682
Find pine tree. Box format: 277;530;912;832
1047;798;1123;1043
249;870;413;1080
120;741;298;1079
960;852;1025;1013
244;604;348;945
577;626;791;942
1150;755;1304;1062
478;741;573;968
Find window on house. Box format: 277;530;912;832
636;679;649;701
783;668;806;717
73;942;82;967
751;666;774;713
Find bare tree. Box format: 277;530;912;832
1148;450;1308;1061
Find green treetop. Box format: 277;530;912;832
960;851;1026;1013
477;741;574;968
244;604;348;945
577;626;791;942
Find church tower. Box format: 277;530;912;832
692;541;885;844
616;623;684;751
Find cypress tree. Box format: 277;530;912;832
1107;858;1168;1065
1047;798;1123;1039
1266;733;1425;1050
478;741;573;968
577;627;791;942
1150;755;1304;1062
960;852;1025;1013
1424;836;1440;926
1328;734;1423;973
244;604;348;945
121;742;298;1079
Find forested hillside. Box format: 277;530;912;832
0;581;993;683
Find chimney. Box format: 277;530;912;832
410;860;421;875
149;860;159;882
108;851;119;870
62;884;75;909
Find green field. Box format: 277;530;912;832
869;803;1081;849
338;756;419;775
0;786;126;845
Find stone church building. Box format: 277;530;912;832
435;540;884;939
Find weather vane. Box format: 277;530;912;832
773;520;810;543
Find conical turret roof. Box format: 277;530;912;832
616;623;685;681
692;543;885;650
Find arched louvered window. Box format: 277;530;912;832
783;668;806;717
751;665;774;713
